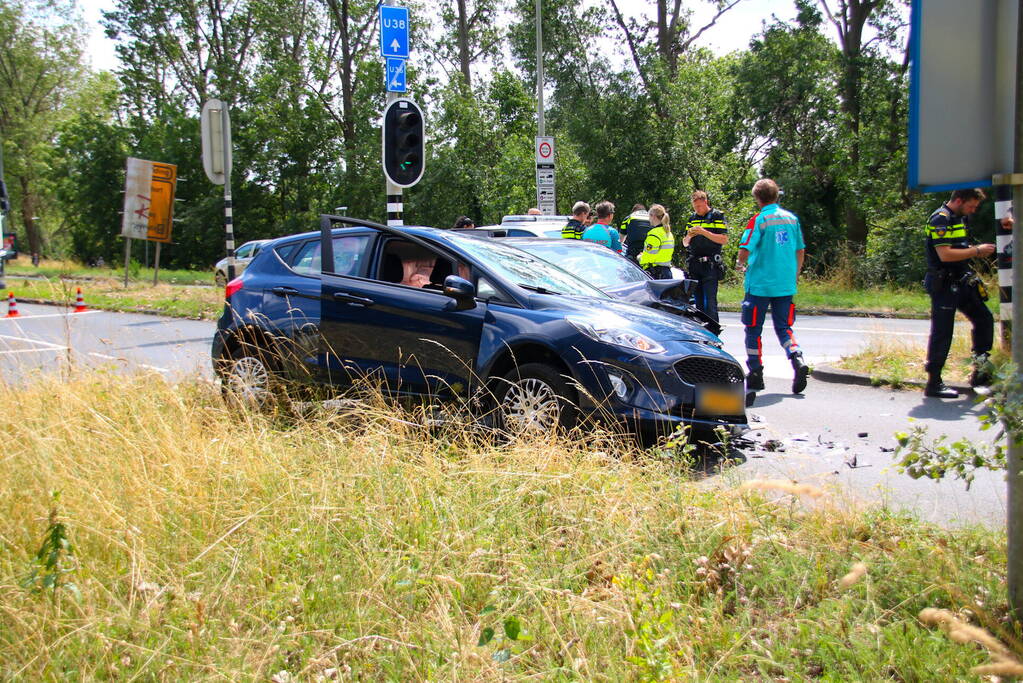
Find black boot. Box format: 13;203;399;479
970;354;993;388
746;367;765;391
790;352;809;394
924;375;958;398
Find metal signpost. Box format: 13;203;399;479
535;136;556;215
909;0;1022;618
201;99;235;286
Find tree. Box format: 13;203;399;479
817;0;908;245
0;0;89;258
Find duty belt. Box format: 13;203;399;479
690;254;722;263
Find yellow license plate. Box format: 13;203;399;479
696;386;744;415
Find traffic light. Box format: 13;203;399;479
382;98;425;188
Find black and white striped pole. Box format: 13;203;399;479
386;185;403;226
201;99;234;288
995;184;1014;349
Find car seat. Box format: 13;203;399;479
380;253;404;283
429;258;453;287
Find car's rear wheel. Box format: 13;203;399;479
496;363;578;434
218;349;277;407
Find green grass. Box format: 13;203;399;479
836;330;1007;387
4;257;213;286
3;275;224;319
0;371;1017;680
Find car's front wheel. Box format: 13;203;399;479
496;363;578;434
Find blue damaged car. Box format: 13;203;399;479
212;216;748;440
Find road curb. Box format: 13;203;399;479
718;304;928;320
812;363;976;396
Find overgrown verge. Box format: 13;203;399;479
0;372;1015;680
835;329;1002;388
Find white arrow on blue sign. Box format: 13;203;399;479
386;58;407;93
380;6;410;59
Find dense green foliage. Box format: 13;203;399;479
2;0;967;285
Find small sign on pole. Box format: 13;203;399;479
535;136;556;215
201;98;237;287
386;58;407;93
380;5;410;59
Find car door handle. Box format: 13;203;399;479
271;286;299;296
332;291;375;307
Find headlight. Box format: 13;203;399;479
567;317;665;354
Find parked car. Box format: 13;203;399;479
212;217;747;441
214;239;271;287
498;237;721;334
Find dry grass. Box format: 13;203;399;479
0;371;1014;680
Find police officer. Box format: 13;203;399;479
639;204;674;279
620;204;651;264
923;188;1004;398
562;201;590;239
683;190;728;322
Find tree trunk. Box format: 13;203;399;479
18;176;41;257
457;0;472;89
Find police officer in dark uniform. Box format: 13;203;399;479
621;204;651;264
683;190;729;322
923;188;1002;398
562;201;590;240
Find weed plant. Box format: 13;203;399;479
0;371;1015;680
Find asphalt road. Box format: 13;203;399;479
0;302;1003;528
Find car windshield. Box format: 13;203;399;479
509;240;649;289
445;234;610;298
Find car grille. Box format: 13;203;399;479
674;357;744;385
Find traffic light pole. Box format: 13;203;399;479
386;89;403;227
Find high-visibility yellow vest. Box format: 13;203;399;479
639;225;674;267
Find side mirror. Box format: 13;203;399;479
443;275;477;311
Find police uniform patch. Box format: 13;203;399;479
934;228;946;237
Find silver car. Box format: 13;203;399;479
214;239;271;287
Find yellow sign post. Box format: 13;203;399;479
121;158;178;286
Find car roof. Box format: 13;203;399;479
501;214;569;224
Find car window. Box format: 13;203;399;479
507;229;535;237
293;235;370;276
275;242;299;263
444;233;610;298
235;243;253;259
511;241;648;289
375;238;469;290
251;242;264;257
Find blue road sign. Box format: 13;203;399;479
380;6;410;59
386;58;407;93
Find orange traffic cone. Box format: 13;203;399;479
5;292;19;318
73;287;87;313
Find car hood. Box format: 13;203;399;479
529;293;722;345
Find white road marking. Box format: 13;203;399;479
0;310;101;321
754;325;929;337
0;346;67;355
0;333;66;349
87;351;171;374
